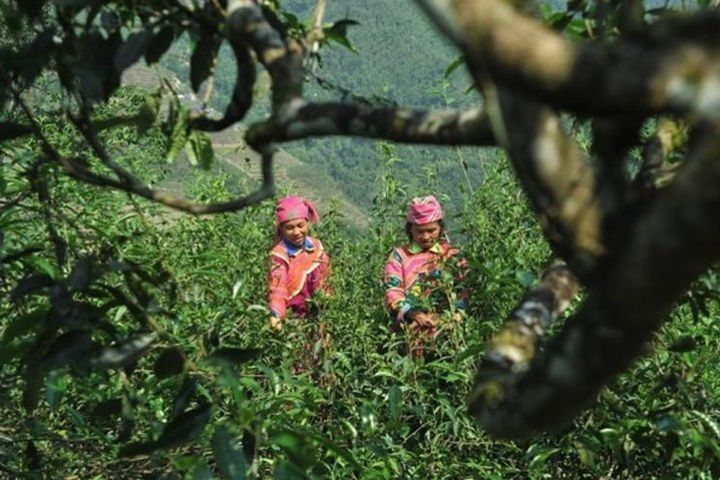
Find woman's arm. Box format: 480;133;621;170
384;249;415;323
268;255;289;320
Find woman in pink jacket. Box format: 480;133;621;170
383;196;467;358
267;196;330;332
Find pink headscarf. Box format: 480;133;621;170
406;195;444;225
276;195;320;225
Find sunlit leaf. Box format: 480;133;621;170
324;19;359;53
166;104;189;163
189;130;214;170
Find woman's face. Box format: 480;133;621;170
410;221;441;250
281;218;309;247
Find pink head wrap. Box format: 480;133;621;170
406;195;444;225
276;196;320;225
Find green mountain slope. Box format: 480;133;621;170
121;64;369;228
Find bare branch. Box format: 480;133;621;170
246;102;495;148
469;125;720;439
416;0;720;118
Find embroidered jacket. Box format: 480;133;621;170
383;240;467;323
268;236;330;319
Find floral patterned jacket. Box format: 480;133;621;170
383;240;468;324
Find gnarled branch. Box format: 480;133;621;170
470;125;720;439
416;0;720;118
246;102;495;148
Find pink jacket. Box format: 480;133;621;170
268;237;330;319
384;241;467;323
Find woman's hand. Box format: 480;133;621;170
410;311;437;327
268;316;283;332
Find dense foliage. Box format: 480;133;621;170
3;0;720;478
2;85;720;478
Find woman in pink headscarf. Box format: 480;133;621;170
383;195;467;358
267;196;331;331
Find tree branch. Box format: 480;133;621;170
469;124;720;439
490;88;604;275
246;102;495;148
227;0;304;109
634;118;688;192
416;0;720;118
190;34;256;131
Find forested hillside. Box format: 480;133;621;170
161;0;486;212
2;0;720;479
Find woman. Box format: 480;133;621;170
383;195;467;358
268;195;330;332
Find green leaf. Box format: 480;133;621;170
443;55;465;78
388;385;401;420
2;308;49;343
190;34;220;93
42;330;95;370
11;273;54;302
171;377;198;420
154;347;186;379
206;348;261;367
145;27;176;65
272;429;317;470
324;19;359;53
515;270;535;288
166;104;189;163
186;130;214;169
114;29;153;72
0;121;33;141
119;403;212;456
155;403;212;450
212;426;247;480
90;333;156;369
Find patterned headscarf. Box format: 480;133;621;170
276;196;320;225
406;195;444;225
